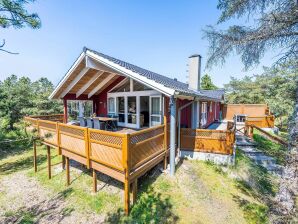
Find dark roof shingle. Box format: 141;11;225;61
85;47;224;100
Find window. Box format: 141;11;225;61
201;102;207;126
108;98;115;113
110;79;130;92
210;102;212;112
133;80;152;91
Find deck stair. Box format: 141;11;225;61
236;133;283;175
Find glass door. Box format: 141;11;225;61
127;96;137;126
117;97;125;125
150;96;162;126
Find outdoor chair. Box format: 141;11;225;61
93;118;105;130
86;118;94;128
108;114;118;131
78;117;86;127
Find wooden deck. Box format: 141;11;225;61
24;115;168;214
24;115;235;214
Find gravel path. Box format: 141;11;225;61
0;172;105;224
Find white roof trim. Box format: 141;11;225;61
49;52;85;99
86;50;175;96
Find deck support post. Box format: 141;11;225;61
132;179;138;204
169;96;176;176
47;145;51;179
66;157;70;186
33;140;37;172
62;155;66;170
123;134;131;215
93;169;97;193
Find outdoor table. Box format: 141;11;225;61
93;117;118;130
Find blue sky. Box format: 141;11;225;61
0;0;277;87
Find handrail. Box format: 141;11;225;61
249;124;287;146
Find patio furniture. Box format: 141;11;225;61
78;117;86;127
93;118;105;130
94;116;118;131
86;118;94;128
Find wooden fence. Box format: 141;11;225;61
29;114;64;123
24;116;168;214
180;128;235;155
245;115;275;128
223;104;270;120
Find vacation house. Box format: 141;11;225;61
25;47;235;214
50;47;224;131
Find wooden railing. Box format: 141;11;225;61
245;115;275;128
180;128;235;155
24;116;168;214
28;114;64;123
245;124;287;146
25;115;235;214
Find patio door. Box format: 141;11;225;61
150;96;162;126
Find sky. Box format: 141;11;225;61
0;0;277;87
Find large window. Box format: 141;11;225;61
110;79;130;92
67;100;93;121
108;98;115;114
133;80;152;91
201;102;207;126
150;96;161;126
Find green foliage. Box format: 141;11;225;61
224;63;297;128
0;0;40;29
0;0;41;53
253;131;287;165
105;188;178;224
204;0;297;69
201;74;218;90
0;75;63;130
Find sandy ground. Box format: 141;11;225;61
0;171;106;224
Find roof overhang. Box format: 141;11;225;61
50;49;176;100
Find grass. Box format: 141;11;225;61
0;128;278;223
253;130;287;164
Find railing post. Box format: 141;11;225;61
123;134;131;215
85;128;90;169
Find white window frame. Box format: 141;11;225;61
149;95;162;127
107;90;161;129
107;97;116;114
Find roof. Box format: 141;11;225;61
200;89;225;101
50;47;224;101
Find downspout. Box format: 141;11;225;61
177;101;194;156
169;96;176;176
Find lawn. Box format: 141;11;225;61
0;131;279;223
